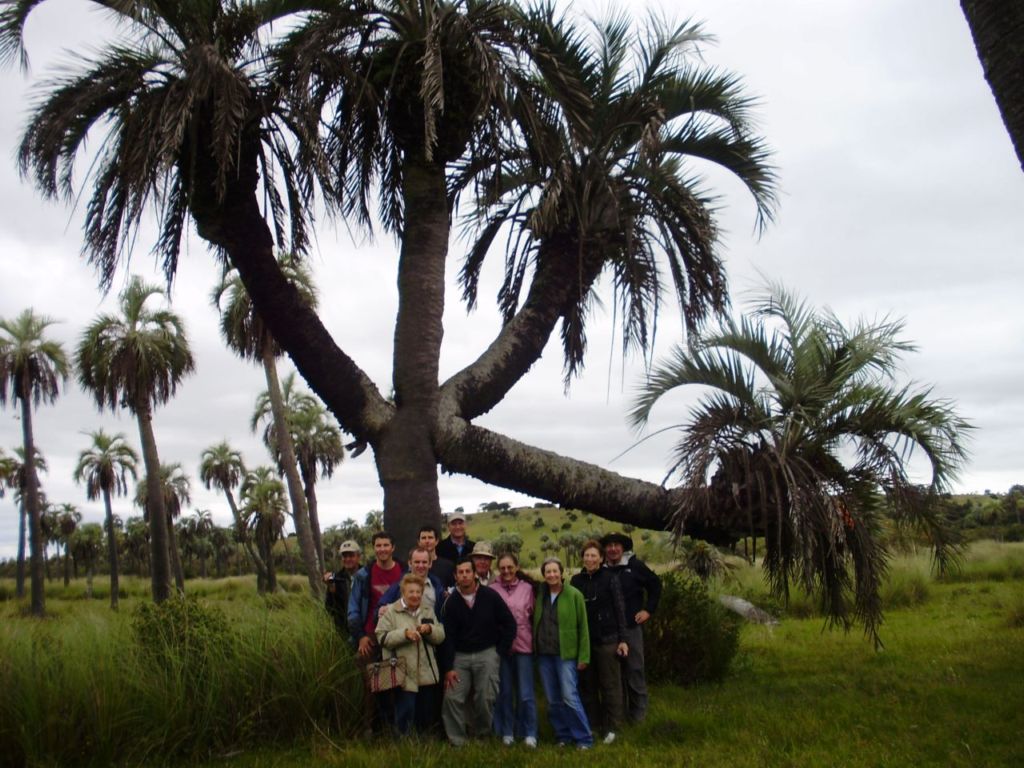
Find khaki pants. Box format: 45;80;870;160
442;648;501;746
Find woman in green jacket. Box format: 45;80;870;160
534;558;593;748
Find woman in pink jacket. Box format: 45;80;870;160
489;553;538;747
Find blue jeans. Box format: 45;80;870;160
493;652;538;740
537;655;592;746
393;690;417;736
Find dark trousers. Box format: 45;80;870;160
579;642;625;733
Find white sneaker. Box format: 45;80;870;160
524;737;538;748
502;736;514;746
603;732;617;745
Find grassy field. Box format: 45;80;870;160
2;543;1022;767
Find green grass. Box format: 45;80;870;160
2;541;1023;767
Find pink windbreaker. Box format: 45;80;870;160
489;578;535;654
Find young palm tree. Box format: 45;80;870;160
54;503;81;587
0;309;68;616
69;523;104;599
76;276;195;603
241;467;289;593
135;462;192;593
74;429;139;609
630;284;972;645
5;446;46;598
214;252;323;590
199;441;268;590
288;397;345;568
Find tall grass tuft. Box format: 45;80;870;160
0;595;362;766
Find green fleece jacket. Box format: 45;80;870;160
533;583;591;665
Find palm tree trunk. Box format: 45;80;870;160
961;0;1024;172
102;488;120;609
15;499;26;598
63;545;71;588
135;400;172;602
261;348;323;592
223;488;268;587
19;378;45;617
299;462;324;572
168;515;185;593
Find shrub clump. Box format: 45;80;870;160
645;572;741;686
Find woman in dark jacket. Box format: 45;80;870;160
570;539;628;744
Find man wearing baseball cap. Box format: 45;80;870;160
437;511;475;563
323;540;362;635
600;531;661;723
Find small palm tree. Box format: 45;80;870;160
69;522;104;599
74;429;138;609
631;284;972;645
6;446;46;598
54;503;81;587
135;462;192;593
0;309;69;616
199;441;268;590
214;252;323;591
77;276;194;603
241;467;288;594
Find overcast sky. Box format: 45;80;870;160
1;1;1022;559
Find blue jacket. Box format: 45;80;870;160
347;558;406;645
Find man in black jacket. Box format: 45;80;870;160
601;532;662;723
436;512;475;563
323;539;361;635
440;558;516;746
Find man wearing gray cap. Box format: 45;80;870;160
323;540;362;635
437;512;475;563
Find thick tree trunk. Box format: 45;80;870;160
135;400;172;603
102;489;119;609
375;157;451;554
20;387;45;617
15;499;26;598
961;0;1024;172
262;348;323;591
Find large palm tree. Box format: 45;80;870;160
135;462;192;593
241;466;288;594
199;441;268;590
214;252;323;590
630;284;972;645
0;309;68;616
74;429;139;609
76;277;195;603
8;0;789;564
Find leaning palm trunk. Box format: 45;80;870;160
101;488;120;609
135;399;172;602
221;487;268;590
19;385;45;617
261;348;322;590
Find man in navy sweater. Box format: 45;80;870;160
440;558;516;746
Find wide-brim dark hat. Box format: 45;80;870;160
600;532;634;551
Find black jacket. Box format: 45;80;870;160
436;535;475;564
324;570;353;635
430;556;456;588
439;584;516;669
570;567;628;645
605;554;662;628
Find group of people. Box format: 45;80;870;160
323;512;662;748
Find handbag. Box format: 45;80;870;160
366;652;407;693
